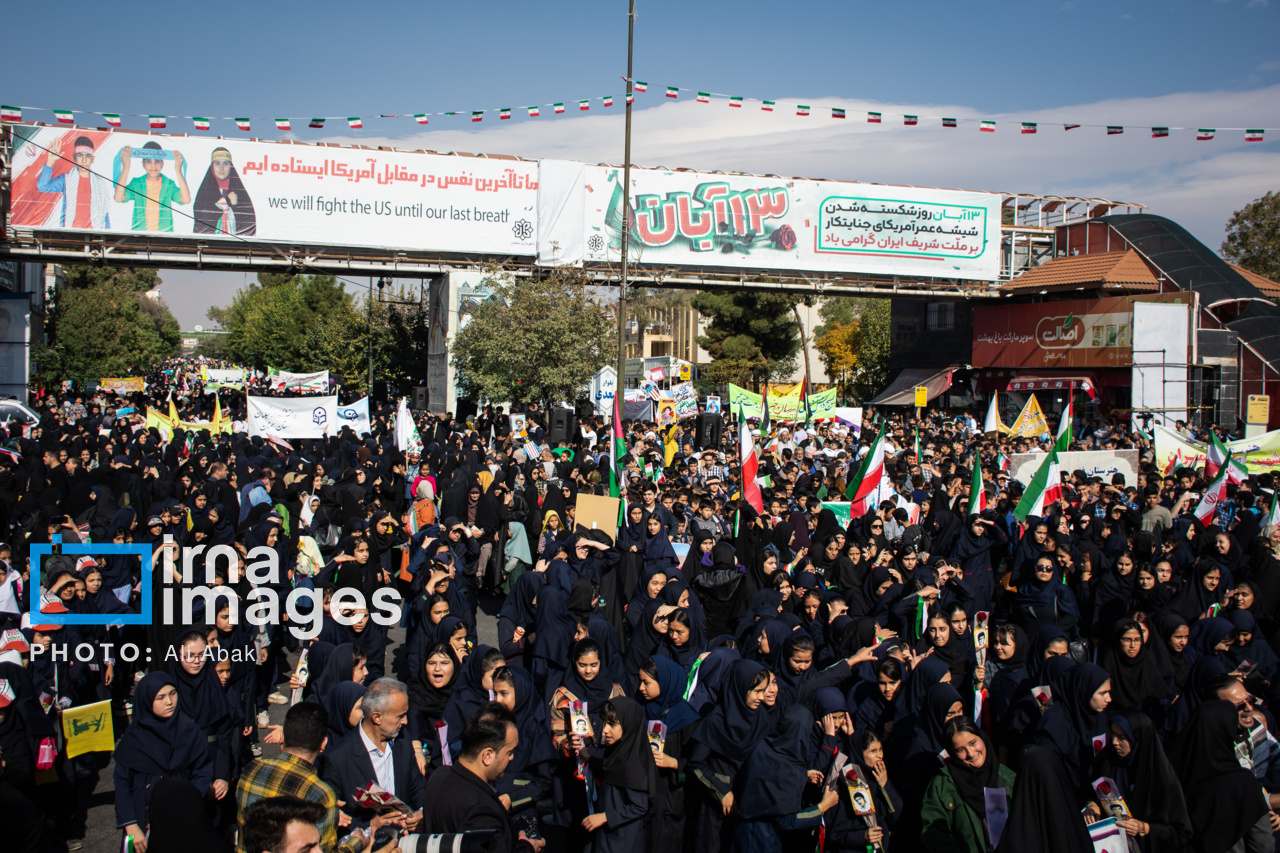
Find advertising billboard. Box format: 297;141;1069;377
7;125;539;256
578;166;1002;280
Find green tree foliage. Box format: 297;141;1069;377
207;273;352;371
691;291;800;386
451;268;613;407
814;297;891;401
1222;191;1280;285
42;265;180;384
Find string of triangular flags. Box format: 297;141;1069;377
0;79;1267;141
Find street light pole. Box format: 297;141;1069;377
616;0;636;412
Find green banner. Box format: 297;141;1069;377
728;383;835;421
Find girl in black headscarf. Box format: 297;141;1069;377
579;698;656;853
1097;618;1172;718
405;642;458;771
1096;710;1193;851
1155;613;1198;693
994;746;1092;853
1223;609;1280;681
497;570;543;666
986;623;1029;728
636;653;700;852
112;672;214;849
323;681;365;745
490;664;556;823
733;703;841;852
922;717;1016;853
168;630;234;799
1171;700;1271;853
948;513;1006;613
1032;662;1112;792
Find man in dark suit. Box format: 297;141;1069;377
321;678;425;830
421;704;544;853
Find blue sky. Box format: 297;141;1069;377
8;0;1279;327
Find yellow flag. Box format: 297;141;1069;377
168;396;180;424
1009;394;1050;439
213;394;223;433
62;700;114;757
146;407;174;438
664;424;679;467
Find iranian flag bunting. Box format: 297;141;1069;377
603;96;613;107
762;101;775;111
103;114;122;127
149;115;166;128
697;92;710;104
904;115;918;125
796;105;810;116
980;120;996;132
1193;462;1231;524
634;81;648;92
54;110;74;124
845;423;888;514
415;114;430;124
1013;448;1062;521
1054;396;1072;452
1;106;21;122
868;111;882;123
193;117;210;130
500;108;511;120
1197;128;1215;140
275;118;290;130
1246;129;1265;142
943;117;957;127
730;96;743;108
347;117;362;129
971;461;988;513
1151;127;1169;138
1107;126;1123;135
665;87;679;98
309;118;325;128
1064;124;1080;130
626;94;634;104
527;106;540;117
1021;122;1037;134
472;111;484;122
554;103;565;114
235;118;251;131
579;100;589;111
739;405;764;513
832;108;845;119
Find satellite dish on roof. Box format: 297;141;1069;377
194;324;204;333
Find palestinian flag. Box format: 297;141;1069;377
796;105;810;116
1151;127;1169;138
868;112;882;123
415;114;430;124
845;423;888;515
1013;448;1062;521
1246;129;1265;142
1064;124;1080;130
1197;128;1215;140
54;110;74;124
579;100;590;111
275;118;291;130
904;115;918;125
1054;396;1072;452
739;405;764;513
500;108;511;120
347;117;362;129
980;120;995;132
472;111;483;122
609;395;628;526
1021;122;1037;134
309;118;326;128
832;108;845;119
943;117;957;127
149;115;166;129
554;103;565;114
634;81;648;92
103;114;122;127
970;461;988;513
193;117;210;130
1193;461;1231;524
697;92;710;104
1;106;21;122
730;97;743;108
762;101;775;112
527;106;540;117
1107;126;1123;135
236;118;251;131
603;96;613;107
665;87;679;98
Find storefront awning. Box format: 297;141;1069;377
868;367;956;406
1007;374;1097;399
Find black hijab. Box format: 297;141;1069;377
323;682;366;743
734;703;814;820
407;642;459;720
994;746;1094;853
946;725;1003;818
498;571;543;630
1097;618;1170;711
598;698;657;793
443;644;497;734
692;659;771;764
561;638;616;708
169;646;231;732
1101;710;1192;848
113;672;209;776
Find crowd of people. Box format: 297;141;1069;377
2;371;1280;853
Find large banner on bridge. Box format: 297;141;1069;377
7;125;539;256
575;165;1002;280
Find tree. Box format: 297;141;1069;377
1222;191;1280;284
451;267;613;407
42;265;181;384
813;296;891;401
691;291;800;387
207;273;352;371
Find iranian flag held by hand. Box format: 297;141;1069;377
1193;459;1231;524
845;423;888;514
738;405;764;513
1013;448;1062;521
970;461;988;513
1205;430;1247;484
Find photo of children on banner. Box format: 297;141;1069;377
114;141;191;232
193;147;257;236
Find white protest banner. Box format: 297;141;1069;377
332;397;371;435
672;381;698;418
248;396;338;439
271;370;329;392
202;367;245;388
1009;450;1140;488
